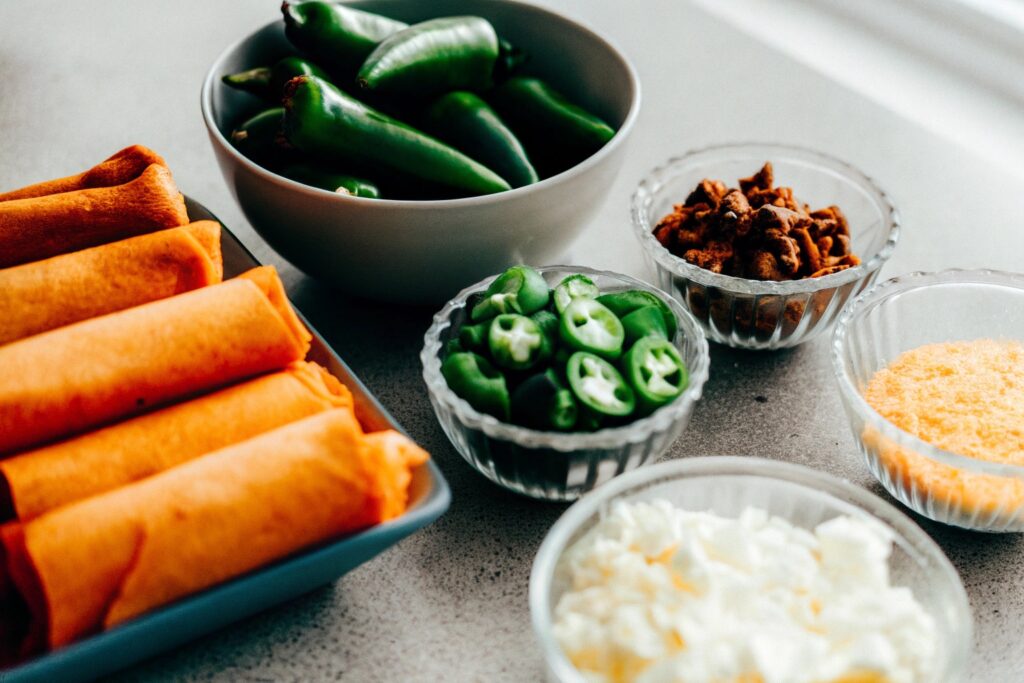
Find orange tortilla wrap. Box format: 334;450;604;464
0;221;223;345
0;164;188;268
0;361;351;521
0;266;310;454
0;408;428;654
0;145;167;202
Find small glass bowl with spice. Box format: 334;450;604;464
421;265;709;501
631;143;900;350
833;269;1024;531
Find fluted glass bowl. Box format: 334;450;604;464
421;266;710;501
632;143;900;350
833;269;1024;532
531;457;971;682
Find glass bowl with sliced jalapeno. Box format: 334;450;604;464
421;265;709;501
201;0;640;304
631;143;901;350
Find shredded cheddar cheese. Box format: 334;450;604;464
863;339;1024;524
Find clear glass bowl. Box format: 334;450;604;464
833;269;1024;532
631;143;900;350
530;457;971;682
421;266;710;501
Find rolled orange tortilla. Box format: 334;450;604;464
0;145;167;202
0;265;310;454
0;361;351;521
0;163;188;268
0;408;428;654
0;221;223;345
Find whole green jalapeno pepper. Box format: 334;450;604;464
490;77;616;175
223;56;332;101
488;314;548;371
283;76;511;196
565;351;635;418
422;91;538;188
282;1;407;75
511;368;577;431
620;305;668;347
623;337;688;414
231;107;292;165
441;351;510;420
280;162;380;198
596;290;678;338
559;298;625;360
553;274;600;314
471;265;550;321
358;16;499;97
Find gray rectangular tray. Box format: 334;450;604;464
0;199;451;683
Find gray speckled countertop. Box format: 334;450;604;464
2;1;1023;681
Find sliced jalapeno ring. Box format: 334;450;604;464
553;274;600;314
596;290;678;338
624;337;688;413
559;298;625;360
510;368;577;431
621;305;668;347
458;321;489;352
471;265;550;321
566;351;635;417
529;309;559;343
488;314;546;371
441;351;510;420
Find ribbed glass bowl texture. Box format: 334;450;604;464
421;266;710;501
530;457;971;682
833;269;1024;532
631;143;900;350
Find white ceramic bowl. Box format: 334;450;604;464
631;143;900;349
833;269;1024;532
531;457;972;682
201;0;640;305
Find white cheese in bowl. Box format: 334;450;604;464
552;500;936;683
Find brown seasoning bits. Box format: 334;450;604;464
653;163;861;280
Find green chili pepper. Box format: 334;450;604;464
223;56;332;101
493;38;528;84
471;265;550;321
422;91;538;188
230;107;292;165
566;352;635;418
490;77;616;173
529;309;559;345
441;351;510;420
283;76;511;196
357;16;499;96
621;305;668;347
458;321;490;352
281;162;380;198
510;369;577;431
553;274;600;314
624;337;688;413
596;290;678;338
559;298;625;360
488;314;548;371
282;1;408;75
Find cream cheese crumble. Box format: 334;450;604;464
553;500;937;683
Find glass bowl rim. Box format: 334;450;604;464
832;267;1024;478
630;141;901;295
420;265;710;451
529;455;972;683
